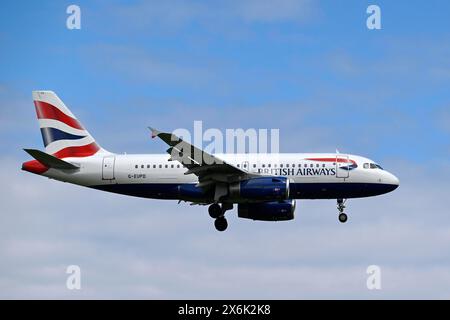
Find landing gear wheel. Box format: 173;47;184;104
337;199;348;223
208;203;222;219
214;217;228;232
339;213;348;223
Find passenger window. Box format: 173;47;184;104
292;164;295;168
141;165;144;169
262;164;265;168
280;164;283;168
177;165;180;168
316;164;320;168
253;164;256;168
310;164;313;168
322;164;326;168
286;164;289;168
304;164;307;168
171;164;174;168
159;164;162;168
153;165;156;169
165;165;168;168
268;164;271;168
237;164;240;168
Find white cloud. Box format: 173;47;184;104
1;155;450;298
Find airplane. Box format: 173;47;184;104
22;91;399;231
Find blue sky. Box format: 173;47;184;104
1;1;450;298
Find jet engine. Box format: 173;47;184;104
238;200;296;221
229;177;290;201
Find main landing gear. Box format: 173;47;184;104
208;203;233;231
337;198;348;223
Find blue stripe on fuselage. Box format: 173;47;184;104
89;182;398;201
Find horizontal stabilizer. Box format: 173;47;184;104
23;149;79;170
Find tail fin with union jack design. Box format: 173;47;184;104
32;91;108;158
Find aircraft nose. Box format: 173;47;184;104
386;171;400;189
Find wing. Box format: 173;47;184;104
149;127;257;200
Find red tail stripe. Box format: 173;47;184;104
34;101;84;130
53;142;100;159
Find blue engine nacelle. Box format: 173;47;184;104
229;177;290;201
238;200;296;221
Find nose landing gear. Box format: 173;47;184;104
337;199;348;223
208;203;233;231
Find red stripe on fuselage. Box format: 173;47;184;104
306;157;357;165
52;142;100;159
34;101;84;130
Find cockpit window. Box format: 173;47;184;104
364;162;383;170
368;163;383;170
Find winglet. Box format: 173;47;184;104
148;127;161;139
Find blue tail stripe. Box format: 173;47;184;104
40;127;86;147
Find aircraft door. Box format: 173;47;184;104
336;154;350;179
102;156;115;180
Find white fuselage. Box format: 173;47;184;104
41;152;399;201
